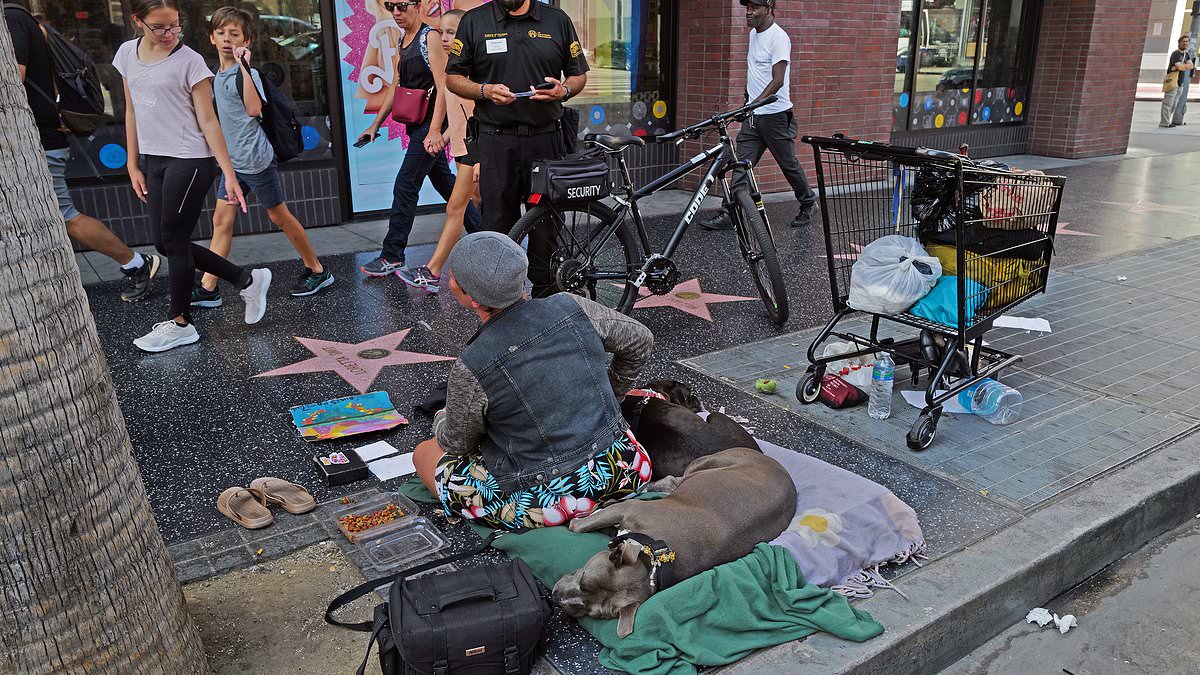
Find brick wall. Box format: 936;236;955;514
675;0;901;195
1027;0;1152;158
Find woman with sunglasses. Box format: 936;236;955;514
115;0;272;352
357;0;480;278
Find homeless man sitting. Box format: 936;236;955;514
414;232;656;530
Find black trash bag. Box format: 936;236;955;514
912;160;1039;257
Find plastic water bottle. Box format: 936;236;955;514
868;353;896;420
958;379;1023;425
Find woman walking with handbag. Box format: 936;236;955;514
395;7;483;293
116;0;271;352
357;0;480;278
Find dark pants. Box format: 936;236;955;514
144;155;249;321
383;121;481;263
732;109;816;208
474;127;565;234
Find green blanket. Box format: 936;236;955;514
398;481;883;674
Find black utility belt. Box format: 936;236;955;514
477;120;561;136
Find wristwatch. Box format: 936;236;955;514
563;83;573;101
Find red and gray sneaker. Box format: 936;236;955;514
361;256;403;277
395;265;441;293
120;254;161;303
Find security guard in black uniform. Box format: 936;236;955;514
445;0;588;235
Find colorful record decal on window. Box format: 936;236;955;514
99;143;127;170
898;92;909;108
302;125;320;151
923;96;933;111
632;101;647;120
958;111;968;125
934;113;944;128
1014;101;1024;116
590;105;605;124
652;100;667;118
981;106;992;121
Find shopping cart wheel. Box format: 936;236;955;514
906;408;942;451
796;368;824;404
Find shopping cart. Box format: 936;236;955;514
796;135;1066;450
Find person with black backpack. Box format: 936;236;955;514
189;6;333;307
4;0;161;303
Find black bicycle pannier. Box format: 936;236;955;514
327;533;552;675
529;151;611;204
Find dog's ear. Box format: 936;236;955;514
618;539;643;567
616;601;642;638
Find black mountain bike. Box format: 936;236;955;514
508;97;789;325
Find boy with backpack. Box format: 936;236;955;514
4;0;160;303
192;6;332;307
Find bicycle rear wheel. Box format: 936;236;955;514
508;201;638;313
732;189;789;325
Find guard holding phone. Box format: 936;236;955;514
445;0;588;234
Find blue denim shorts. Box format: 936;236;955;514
45;147;81;222
216;161;285;209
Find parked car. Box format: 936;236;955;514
936;67;974;91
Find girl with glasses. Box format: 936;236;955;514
115;0;272;352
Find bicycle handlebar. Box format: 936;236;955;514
652;96;779;143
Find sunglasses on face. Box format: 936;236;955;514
384;2;417;11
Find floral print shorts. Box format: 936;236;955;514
436;431;653;530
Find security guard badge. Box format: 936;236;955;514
569;40;583;58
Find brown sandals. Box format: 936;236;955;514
250;476;317;514
216;477;317;529
216;487;275;530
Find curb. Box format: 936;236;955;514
720;427;1200;674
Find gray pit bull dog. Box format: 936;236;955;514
551;447;796;637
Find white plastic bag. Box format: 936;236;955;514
848;235;942;314
821;342;876;389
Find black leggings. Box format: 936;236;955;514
144;155;250;320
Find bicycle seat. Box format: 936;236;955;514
585;133;646;151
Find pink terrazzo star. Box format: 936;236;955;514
1054;222;1099;237
634;278;756;322
820;243;866;260
254;329;454;393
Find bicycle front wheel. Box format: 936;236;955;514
732;189;789;325
508;201;639;313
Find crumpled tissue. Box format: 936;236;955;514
1025;607;1078;634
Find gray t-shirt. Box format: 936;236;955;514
214;63;274;174
113;39;213;158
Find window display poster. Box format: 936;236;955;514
335;0;456;214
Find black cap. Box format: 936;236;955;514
739;0;773;6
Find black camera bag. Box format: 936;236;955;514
529;151;612;204
326;532;552;675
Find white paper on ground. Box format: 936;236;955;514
369;454;417;481
901;390;972;415
1025;607;1053;627
354;440;399;462
994;315;1052;333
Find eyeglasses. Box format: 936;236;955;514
143;22;184;36
384;2;416;11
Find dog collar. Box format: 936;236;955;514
626;389;668;402
609;531;677;593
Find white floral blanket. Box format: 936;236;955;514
759;439;926;597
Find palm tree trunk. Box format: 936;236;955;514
0;20;208;675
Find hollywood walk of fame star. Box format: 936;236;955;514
254;330;454;393
634;278;756;322
1054;222;1099;237
1096;199;1193;217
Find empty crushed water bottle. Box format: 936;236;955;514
868;352;896;420
958;378;1023;425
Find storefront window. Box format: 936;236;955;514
26;0;331;179
558;0;673;137
892;0;1036;133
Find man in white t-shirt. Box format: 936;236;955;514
703;0;816;230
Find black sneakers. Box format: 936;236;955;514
790;203;817;228
119;254;161;303
290;268;335;297
700;211;734;231
190;284;222;308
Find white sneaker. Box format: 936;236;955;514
241;268;272;324
133;321;199;352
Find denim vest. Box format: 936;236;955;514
459;294;628;492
